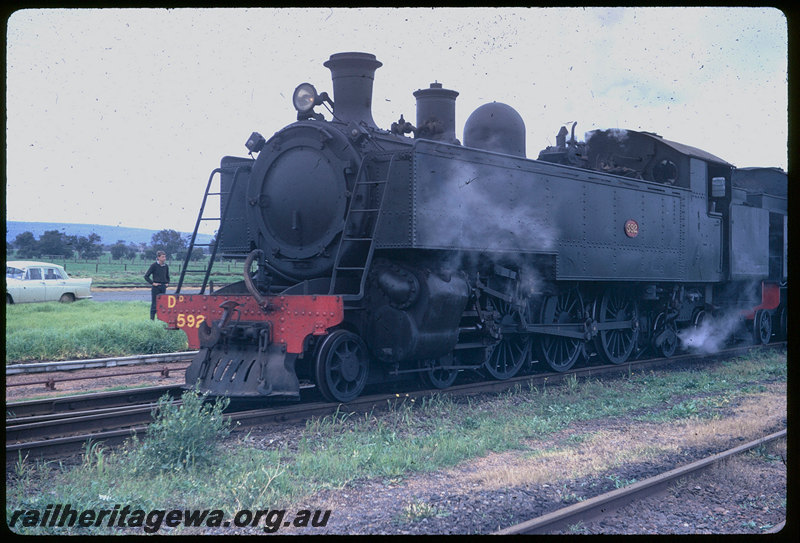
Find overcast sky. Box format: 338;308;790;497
6;7;788;236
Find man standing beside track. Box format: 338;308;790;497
144;250;170;320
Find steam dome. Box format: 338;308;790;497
463;102;526;157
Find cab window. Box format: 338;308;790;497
26;268;43;280
44;268;61;280
6;267;24;280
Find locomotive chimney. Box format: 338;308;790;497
413;82;460;145
324;52;382;128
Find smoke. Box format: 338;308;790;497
585;128;630;145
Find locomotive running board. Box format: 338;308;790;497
185;343;300;399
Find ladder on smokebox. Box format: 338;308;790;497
328;152;396;300
175;163;249;295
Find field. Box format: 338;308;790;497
14;255;246;288
5;301;188;364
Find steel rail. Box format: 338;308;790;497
6;343;784;459
7;404;165;443
6;384;183;418
494;430;787;535
7;366;188;390
6;352;197;375
6;427;149;460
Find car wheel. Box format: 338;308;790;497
59;293;75;303
6;294;13;304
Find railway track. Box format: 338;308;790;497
6;352;196;375
6;342;784;460
5;384;183;418
6;353;193;394
494;430;787;535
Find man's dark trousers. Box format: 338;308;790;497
150;284;167;320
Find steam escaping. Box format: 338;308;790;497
678;312;745;354
415;156;559;254
679;279;766;354
412;149;559;299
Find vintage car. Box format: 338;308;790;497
6;261;92;304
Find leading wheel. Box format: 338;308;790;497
314;330;370;403
537;288;585;372
419;354;458;389
483;298;531;380
594;287;639;364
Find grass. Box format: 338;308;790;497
5;301;188;363
6;349;786;535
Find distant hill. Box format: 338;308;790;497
6;221;213;247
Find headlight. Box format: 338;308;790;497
292;83;318;113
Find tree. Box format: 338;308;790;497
150;229;187;259
75;233;104;259
143;247;158;261
38;230;73;258
190;247;205;261
125;243;138;259
177;247;205;261
110;240;138;260
110;240;128;260
13;231;39;258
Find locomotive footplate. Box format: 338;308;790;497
156;293;344;398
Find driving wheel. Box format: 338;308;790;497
537;287;585;372
594;286;639;364
483;298;531;379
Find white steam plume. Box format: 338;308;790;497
678;312;744;354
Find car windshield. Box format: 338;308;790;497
6;267;24;280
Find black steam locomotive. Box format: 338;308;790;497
156;52;787;403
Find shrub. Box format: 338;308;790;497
132;389;231;472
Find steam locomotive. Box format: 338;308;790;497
156;52;787;403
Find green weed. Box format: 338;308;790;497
748;443;784;463
398;500;447;522
606;473;637;489
130;389;232;472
